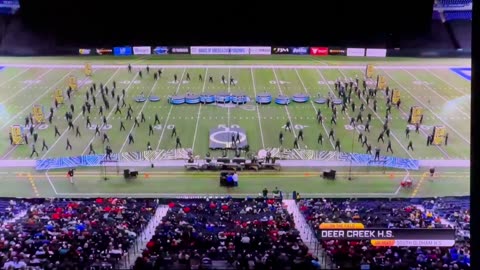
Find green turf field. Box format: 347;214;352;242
0;166;469;199
0;56;470;160
0;56;470;198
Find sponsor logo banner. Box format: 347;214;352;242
366;48;387;57
153;46;169;55
290;47;309;55
328;48;346;56
79;49;92;55
133;46;152;55
190;46;230;55
229;47;250;55
347;48;366;57
310;47;328;56
113;46;133;56
96;48;112;55
169;47;190;54
272;47;290;54
249;47;271;55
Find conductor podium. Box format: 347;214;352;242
322;169;336;180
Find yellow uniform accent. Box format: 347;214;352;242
85;63;92;76
55;89;64;104
68;75;78;90
391;89;400;104
410;106;423;124
32;104;45;124
433;126;446;145
377;75;387;90
366;64;374;78
10;125;24;145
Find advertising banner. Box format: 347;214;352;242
290;47;309;55
272;47;290;54
113;46;133;56
78;49;92;55
96;48;112;55
229;47;250;55
249;47;271;55
366;48;387;57
153;46;169;55
328;48;346;56
190;46;230;55
347;48;366;57
133;46;152;55
310;47;328;56
169;47;190;54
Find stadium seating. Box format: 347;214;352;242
298;198;470;269
138;198;320;270
398;21;454;49
437;0;472;7
0;198;158;269
448;20;472;49
444;11;472;21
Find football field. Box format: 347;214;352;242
0;55;470;198
0;56;470;160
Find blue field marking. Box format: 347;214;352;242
450;67;471;81
0;66;4;71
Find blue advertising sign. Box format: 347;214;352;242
113;47;133;56
290;47;309;55
153;47;169;55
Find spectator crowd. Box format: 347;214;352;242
0;195;470;270
0;198;157;270
135;197;321;270
298;197;470;270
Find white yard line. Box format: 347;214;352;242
118;78;160;153
294;68;335;149
45;171;59;195
0;68;31;91
0;63;469;70
272;68;297;139
250;68;266;149
227;67;231;128
382;69;470;144
424;68;469;95
42;68;121;158
191;68;209;152
0;70;73;130
155;68;187;151
1;69;54;105
80;72;139;155
334;69;414;159
1;145;18;159
402;69;469;118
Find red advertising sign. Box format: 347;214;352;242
310;47;328;56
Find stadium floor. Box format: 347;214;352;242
0;56;470;198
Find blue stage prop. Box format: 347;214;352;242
215;92;231;103
185;94;201;104
314;98;327;104
275;95;291;105
169;95;186;105
292;94;309;103
149;96;160;102
200;93;215;104
256;93;272;104
231;93;249;104
332;99;343;105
